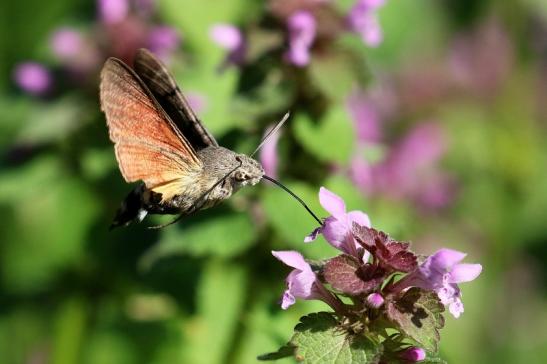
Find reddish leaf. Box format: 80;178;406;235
324;255;387;296
353;224;417;273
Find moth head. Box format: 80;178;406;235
232;154;264;187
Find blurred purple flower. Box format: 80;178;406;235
377;122;446;199
415;172;455;210
13;62;52;96
98;0;129;24
448;19;513;98
305;187;371;260
393;248;482;318
210;24;245;66
347;0;385;47
50;28;84;60
134;0;155;16
272;250;342;310
399;347;426;362
147;26;181;62
350;151;375;195
259;124;281;179
347;88;382;143
285;11;316;67
185;92;207;116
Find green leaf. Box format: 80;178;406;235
308;47;370;102
419;353;448;364
0;157;100;293
293;107;354;164
16;96;84;144
257;344;296;361
290;312;383;363
184;260;248;364
386;288;445;352
140;211;256;267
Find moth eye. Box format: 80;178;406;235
235;156;242;163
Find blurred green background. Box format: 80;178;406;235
1;0;546;363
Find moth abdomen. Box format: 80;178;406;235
110;184;148;230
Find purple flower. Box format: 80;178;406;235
393;248;482;318
376;122;447;200
399;347;426;362
347;0;386;47
285;11;316;67
305;187;371;259
272;250;317;309
259;124;281;179
147;26;181;62
272;250;342;311
50;28;84;60
98;0;129;24
209;24;245;66
13;62;52;96
347;89;382;143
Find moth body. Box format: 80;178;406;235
101;48;265;229
109;146;264;228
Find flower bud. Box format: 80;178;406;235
399;347;426;362
365;292;384;308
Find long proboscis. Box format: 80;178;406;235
262;175;322;226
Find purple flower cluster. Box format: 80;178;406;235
13;0;181;95
212;0;388;68
272;187;481;361
348;87;455;210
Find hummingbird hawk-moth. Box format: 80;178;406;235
100;49;265;229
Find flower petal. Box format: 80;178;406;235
272;250;310;271
449;263;482;283
280;290;296;310
304;226;322;243
448;298;464;318
209;24;242;51
347;210;371;228
321;216;349;250
319;187;346;218
288;270;316;298
429;248;467;270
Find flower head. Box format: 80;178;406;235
147;26;181;62
13;62;52;96
394;248;482;318
285;11;316;67
272;250;320;309
210;24;245;66
98;0;129;24
272;250;343;311
50;28;84;60
347;0;386;47
305;187;371;259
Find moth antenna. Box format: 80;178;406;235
147;160;243;229
250;112;290;158
262;175;322;226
